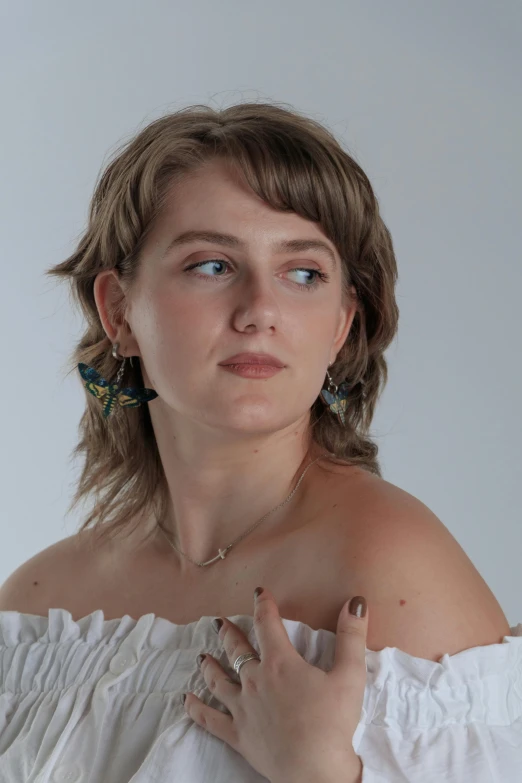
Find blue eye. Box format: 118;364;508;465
184;260;330;290
187;260;228;276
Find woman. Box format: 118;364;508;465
0;102;520;782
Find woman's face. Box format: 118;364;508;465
118;158;357;434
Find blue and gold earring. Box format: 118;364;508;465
320;366;350;426
77;342;158;419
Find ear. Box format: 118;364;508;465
331;285;358;359
94;270;139;355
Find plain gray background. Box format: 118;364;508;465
1;1;520;624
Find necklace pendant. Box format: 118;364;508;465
218;548;228;560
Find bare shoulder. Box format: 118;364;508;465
326;466;511;661
0;531;93;616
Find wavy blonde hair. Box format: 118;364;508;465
46;101;399;548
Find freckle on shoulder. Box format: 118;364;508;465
0;534;85;615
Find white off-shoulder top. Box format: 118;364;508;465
0;609;521;782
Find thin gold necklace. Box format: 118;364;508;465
159;453;328;568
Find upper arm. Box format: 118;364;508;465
0;562;36;614
350;489;511;662
0;537;76;615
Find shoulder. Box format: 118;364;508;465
0;532;93;616
328;468;511;662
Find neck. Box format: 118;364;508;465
146;404;327;575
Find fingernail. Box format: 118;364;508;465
212;618;224;634
254;587;264;600
181;692;187;705
348;596;367;618
196;654;206;669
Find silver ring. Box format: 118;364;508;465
233;652;260;676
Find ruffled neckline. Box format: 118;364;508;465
1;607;521;675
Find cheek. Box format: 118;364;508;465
135;290;221;375
288;311;334;356
139;285;200;341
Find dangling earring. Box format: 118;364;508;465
77;342;158;419
320;365;350;426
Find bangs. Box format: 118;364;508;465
151;117;358;286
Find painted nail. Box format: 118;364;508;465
349;596;367;618
196;654;206;669
254;587;264;600
181;693;187;705
212;618;224;634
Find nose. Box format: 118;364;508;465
231;271;281;332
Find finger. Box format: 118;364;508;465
183;690;239;750
219;617;262;678
329;595;369;689
252;586;295;661
199;652;242;712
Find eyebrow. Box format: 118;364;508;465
161;229;337;267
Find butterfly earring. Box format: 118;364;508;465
77;342;158;419
320;367;350;426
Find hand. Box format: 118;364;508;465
182;587;368;783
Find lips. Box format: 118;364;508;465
219;353;285;368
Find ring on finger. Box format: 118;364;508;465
233;651;261;676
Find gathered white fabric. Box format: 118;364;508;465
0;609;521;783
